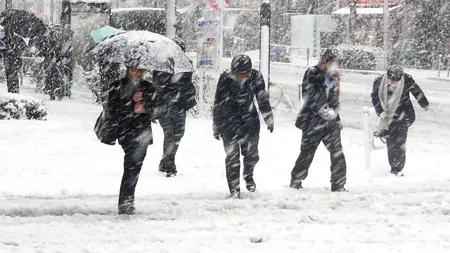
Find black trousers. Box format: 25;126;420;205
5;56;22;94
291;123;347;188
222;133;260;193
386;123;408;173
159;108;187;173
45;65;64;100
118;141;148;208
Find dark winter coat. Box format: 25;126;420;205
371;73;429;127
295;65;341;133
152;70;197;113
213;69;274;139
0;33;27;58
42;28;65;98
106;76;163;146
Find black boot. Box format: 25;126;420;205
230;189;241;199
290;179;303;190
390;168;404;177
118;198;135;215
166;171;177;178
244;176;256;192
158;160;167;173
331;184;348;192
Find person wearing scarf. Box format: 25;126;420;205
371;65;430;176
291;49;347;192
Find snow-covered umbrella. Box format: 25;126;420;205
94;30;193;74
0;9;47;42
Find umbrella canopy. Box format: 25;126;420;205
90;25;123;42
94;30;193;74
0;9;47;40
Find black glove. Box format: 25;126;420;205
213;125;221;140
268;123;274;133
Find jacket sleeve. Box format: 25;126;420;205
105;81;119;126
213;73;227;134
175;72;197;109
371;76;384;116
406;75;430;108
329;73;341;112
253;72;274;126
302;67;327;116
141;81;167;119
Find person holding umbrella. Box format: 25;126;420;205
105;58;166;215
94;31;191;214
0;9;47;93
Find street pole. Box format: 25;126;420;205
5;0;12;9
61;0;73;97
50;0;55;23
383;0;389;70
348;0;357;44
260;0;271;94
218;7;223;75
166;0;176;39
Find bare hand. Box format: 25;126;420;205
134;103;146;114
133;91;143;103
380;112;389;120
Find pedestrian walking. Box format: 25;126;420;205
290;49;348;192
213;54;274;198
103;61;164;214
154;38;197;177
371;65;430;176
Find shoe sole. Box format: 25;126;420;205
247;187;256;192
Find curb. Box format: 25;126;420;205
427;77;450;83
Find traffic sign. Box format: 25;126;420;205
208;0;230;10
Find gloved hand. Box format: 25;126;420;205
319;108;337;120
267;123;274;133
213;125;220;140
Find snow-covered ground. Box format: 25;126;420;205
1;71;450;252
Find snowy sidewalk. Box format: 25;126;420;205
0;84;449;252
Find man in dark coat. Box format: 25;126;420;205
291;49;347;192
0;25;27;93
213;54;274;198
106;61;165;215
371;65;429;176
42;25;64;100
153;70;197;177
153;38;197;177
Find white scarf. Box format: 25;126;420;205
376;73;404;132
